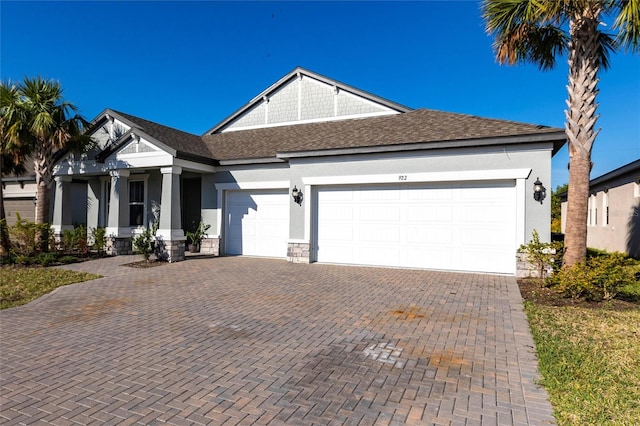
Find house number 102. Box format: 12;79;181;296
398;175;408;181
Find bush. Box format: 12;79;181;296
62;225;88;255
57;255;78;264
549;252;637;301
9;214;50;256
520;229;563;283
132;227;155;262
36;252;57;267
92;227;106;253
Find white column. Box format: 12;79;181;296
106;169;130;237
51;175;73;235
156;166;185;241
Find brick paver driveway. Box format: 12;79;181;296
0;256;555;425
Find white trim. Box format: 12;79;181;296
515;178;526;248
302;169;531;186
304;183;312;242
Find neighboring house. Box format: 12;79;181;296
2;159;87;228
2;158;37;226
48;67;565;274
560;159;640;258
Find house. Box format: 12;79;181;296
48;67;565;274
560;159;640;258
2;158;37;227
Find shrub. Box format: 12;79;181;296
519;229;563;283
92;227;106;253
132;227;155;262
62;225;88;254
36;252;57;266
550;252;637;301
58;255;78;264
9;214;50;256
15;255;33;266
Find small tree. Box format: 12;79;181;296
520;229;563;284
132;227;155;262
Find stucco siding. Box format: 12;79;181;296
586;181;639;255
287;144;553;245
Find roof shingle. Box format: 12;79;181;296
201;109;564;161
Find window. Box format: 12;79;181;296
101;179;111;227
603;191;609;226
635;179;640;198
129;180;145;226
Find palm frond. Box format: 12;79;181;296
482;0;569;68
612;0;640;51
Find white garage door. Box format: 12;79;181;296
315;182;517;274
225;189;289;257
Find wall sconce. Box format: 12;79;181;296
533;177;546;203
292;186;303;205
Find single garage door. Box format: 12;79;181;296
315;181;517;274
225;189;289;257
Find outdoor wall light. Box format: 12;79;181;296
533;177;546;203
292;186;303;205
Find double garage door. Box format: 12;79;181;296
224;182;517;274
315;182;517;274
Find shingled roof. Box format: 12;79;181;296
109;110;214;161
201;108;565;161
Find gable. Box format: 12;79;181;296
116;138;162;156
212;68;410;133
89;117;132;151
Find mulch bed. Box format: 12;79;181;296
517;278;638;311
124;259;168;268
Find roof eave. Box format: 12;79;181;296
218;157;287;166
276;131;567;160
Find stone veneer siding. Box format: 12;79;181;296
287;242;311;264
516;251;555;278
106;237;133;256
155;239;185;263
200;237;220;256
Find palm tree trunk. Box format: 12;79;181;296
35;180;50;251
563;7;601;267
564;153;591;265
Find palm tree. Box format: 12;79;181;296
482;0;639;266
0;82;32;254
3;77;93;249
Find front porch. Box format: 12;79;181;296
51;166;215;263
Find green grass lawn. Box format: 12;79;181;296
0;266;101;309
525;301;640;425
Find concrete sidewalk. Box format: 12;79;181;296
0;256;555;425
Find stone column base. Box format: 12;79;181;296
287;242;311;264
516;251;554;278
106;237;133;256
155;238;186;262
200;237;220;256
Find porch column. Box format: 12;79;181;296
51;175;73;238
156;166;186;262
105;169;132;255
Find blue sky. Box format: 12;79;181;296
1;1;638;188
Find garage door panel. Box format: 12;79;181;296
315;182;516;274
361;206;401;221
359;226;401;243
225;190;289;257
